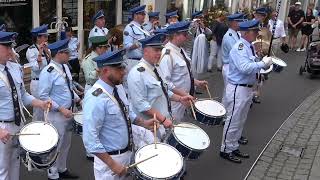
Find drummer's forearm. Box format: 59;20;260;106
172;88;188;96
143;109;166;123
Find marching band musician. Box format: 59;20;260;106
127;34;193;139
143;11;161;34
88;10;109;46
190;11;212;38
219;20;273;163
26;24;51;121
123;5;150;72
82;36;109;94
0;31;49;180
159;21;207;123
163;10;179;28
221;13;249;146
83;49;157;180
38;39;80;180
268;9;286;54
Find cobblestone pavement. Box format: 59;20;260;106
246;88;320;180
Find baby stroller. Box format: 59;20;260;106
299;35;320;78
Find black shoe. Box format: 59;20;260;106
48;178;60;180
238;136;248;145
86;156;94;162
232;149;250;158
219;152;241;163
59;170;79;179
252;96;261;104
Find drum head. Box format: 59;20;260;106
73;111;83;124
19;122;59;153
135;143;183;179
173;123;210;150
272;57;287;67
195;99;226;117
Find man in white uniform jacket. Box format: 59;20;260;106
159;21;207;122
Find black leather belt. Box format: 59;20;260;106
108;146;129;155
32;78;39;80
0;120;14;123
237;84;253;88
128;58;141;60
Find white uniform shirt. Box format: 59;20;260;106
159;42;191;93
268;19;286;38
88;25;109;47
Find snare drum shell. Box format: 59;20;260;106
167;133;203;160
195;110;225;126
273;64;284;73
73;120;83;135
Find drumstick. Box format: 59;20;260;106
72;112;82;115
44;100;52;123
127;154;158;168
189;100;197;121
112;154;159;176
205;84;212;99
11;133;40;136
153;114;157;149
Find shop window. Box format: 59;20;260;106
122;0;140;24
0;0;32;64
63;0;78;27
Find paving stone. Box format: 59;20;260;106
293;174;308;180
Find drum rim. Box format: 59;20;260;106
172;122;210;150
134;143;184;179
194;99;226;118
73;111;83;124
19;121;59;154
271;56;287;67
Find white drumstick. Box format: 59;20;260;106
11;133;40;136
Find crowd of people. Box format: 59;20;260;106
0;2;315;180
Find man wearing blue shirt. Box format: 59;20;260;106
220;20;272;163
143;11;161;34
123;5;150;72
0;31;49;180
83;49;157;179
38;39;80;180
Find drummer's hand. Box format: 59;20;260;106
111;161;128;177
195;80;208;89
32;99;51;111
179;95;194;107
162;118;173;128
262;56;273;67
144;119;159;131
59;107;73;119
0;128;11;144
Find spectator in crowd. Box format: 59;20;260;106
287;2;305;51
211;13;228;71
66;27;80;82
297;8;315;52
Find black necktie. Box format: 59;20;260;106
62;65;74;110
250;45;255;56
153;68;172;116
180;50;195;96
236;32;240;39
35;44;50;65
113;87;133;150
5;66;21;126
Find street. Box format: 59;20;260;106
20;51;320;180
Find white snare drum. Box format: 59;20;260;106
134;143;184;180
167;123;210;160
194;99;227;126
19;121;59;170
73;111;83;135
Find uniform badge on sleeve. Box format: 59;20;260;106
238;43;244;50
165;49;170;54
92;88;103;96
137;67;145;72
47;66;54;72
